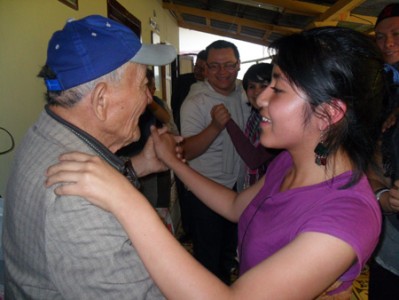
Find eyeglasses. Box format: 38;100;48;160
206;61;238;72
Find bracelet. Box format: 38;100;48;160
374;188;390;201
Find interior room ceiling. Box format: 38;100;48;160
162;0;393;46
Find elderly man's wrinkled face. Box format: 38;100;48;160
106;63;152;151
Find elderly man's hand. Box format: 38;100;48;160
130;127;168;176
131;126;184;177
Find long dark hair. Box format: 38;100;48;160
242;63;273;92
269;27;387;187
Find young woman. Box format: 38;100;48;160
45;27;385;299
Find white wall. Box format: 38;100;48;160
0;0;179;195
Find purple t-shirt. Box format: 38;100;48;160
238;151;382;292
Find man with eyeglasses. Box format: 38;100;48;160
180;40;250;284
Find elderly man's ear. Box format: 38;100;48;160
91;82;109;121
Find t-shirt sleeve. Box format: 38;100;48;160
297;193;381;278
180;96;208;137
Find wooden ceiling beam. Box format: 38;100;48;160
306;0;375;29
262;30;272;43
163;1;377;46
163;3;301;35
317;0;366;22
225;0;376;25
251;0;327;16
237;23;242;35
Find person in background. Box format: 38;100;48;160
147;68;178;135
2;15;176;299
179;40;250;284
171;50;206;132
171;50;206;243
367;3;399;299
214;63;280;190
47;26;384;299
376;2;399;132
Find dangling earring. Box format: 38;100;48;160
314;132;329;166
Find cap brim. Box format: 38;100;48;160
131;44;176;66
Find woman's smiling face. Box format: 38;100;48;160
256;65;318;151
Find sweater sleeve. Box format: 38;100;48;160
225;119;275;169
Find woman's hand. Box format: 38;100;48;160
151;125;185;167
45;152;134;213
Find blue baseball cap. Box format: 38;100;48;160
45;15;176;91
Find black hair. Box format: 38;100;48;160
376;3;399;27
242;63;273;91
146;68;155;81
205;40;240;61
197;50;206;61
269;26;387;187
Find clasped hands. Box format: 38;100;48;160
126;125;185;177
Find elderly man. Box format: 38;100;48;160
3;15;175;299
